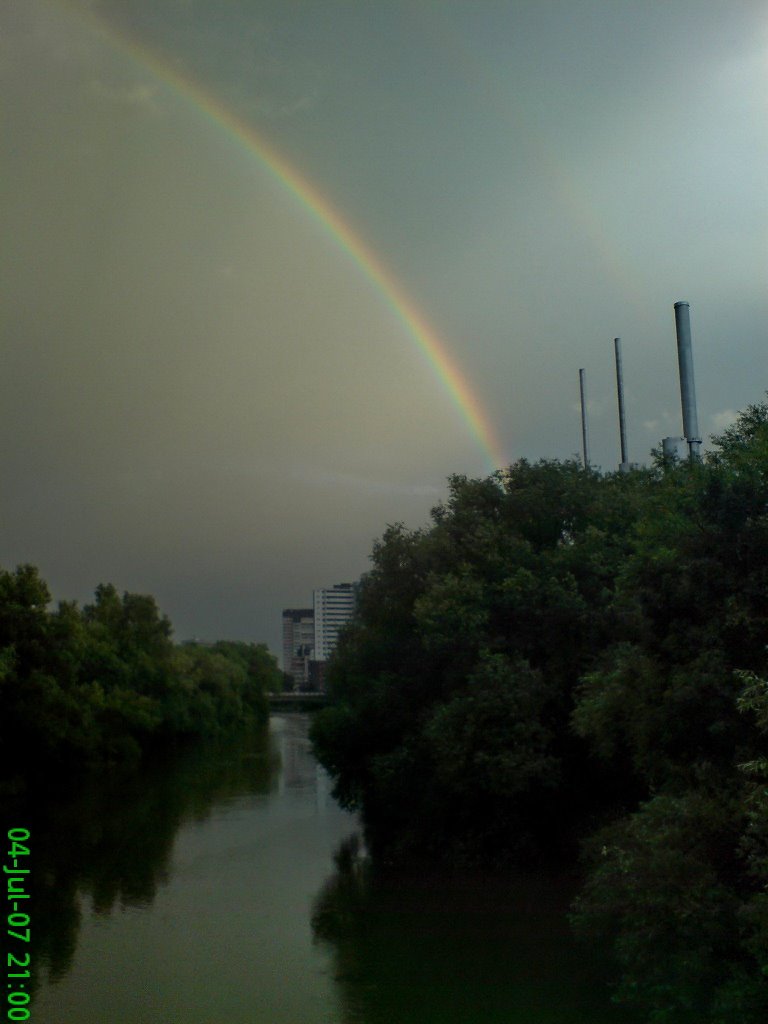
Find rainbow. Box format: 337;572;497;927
55;0;507;475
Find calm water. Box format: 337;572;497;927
18;715;633;1023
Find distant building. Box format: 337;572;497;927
313;582;357;662
281;608;315;690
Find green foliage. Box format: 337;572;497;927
571;788;751;1023
170;641;273;733
311;397;768;1022
424;653;558;801
569;403;768;1022
312;459;652;866
0;571;279;792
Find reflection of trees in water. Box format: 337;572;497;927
272;713;327;795
312;842;631;1024
18;723;278;1000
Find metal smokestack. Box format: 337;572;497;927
579;368;590;469
673;301;702;461
614;337;630;471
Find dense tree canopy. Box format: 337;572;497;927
312;458;652;862
0;574;279;793
312;398;768;1023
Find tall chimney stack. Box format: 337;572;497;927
673;301;702;461
579;368;590;469
614;337;630;471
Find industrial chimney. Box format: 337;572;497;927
614;338;631;472
673;301;702;461
579;368;590;469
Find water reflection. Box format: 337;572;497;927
14;717;633;1023
21;723;278;1000
272;713;332;809
312;852;636;1024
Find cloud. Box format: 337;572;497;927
238;90;318;121
292;466;444;499
641;410;679;435
570;398;605;417
90;78;162;113
709;409;738;433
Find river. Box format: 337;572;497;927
21;714;635;1023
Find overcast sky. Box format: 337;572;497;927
2;0;766;659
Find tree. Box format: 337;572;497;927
311;410;768;1019
312;459;652;864
0;568;276;791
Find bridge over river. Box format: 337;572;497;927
268;692;329;711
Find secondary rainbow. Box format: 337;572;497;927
56;0;507;473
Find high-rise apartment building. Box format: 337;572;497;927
313;582;356;661
281;608;315;689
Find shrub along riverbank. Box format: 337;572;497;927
0;573;279;795
311;398;768;1023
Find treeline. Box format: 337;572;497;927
0;570;280;793
311;399;768;1023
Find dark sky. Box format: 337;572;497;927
2;0;766;660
